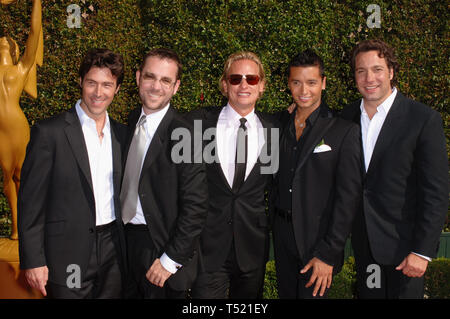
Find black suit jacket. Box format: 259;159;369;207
126;106;208;291
187;106;274;273
341;91;448;265
274;105;362;273
18;106;127;286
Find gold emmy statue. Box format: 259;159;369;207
0;0;43;298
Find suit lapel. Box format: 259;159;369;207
242;111;272;187
124;108;141;159
205;107;232;192
256;110;274;165
295;115;336;173
110;119;122;199
341;101;367;177
348;101;362;125
366;93;404;175
348;103;366;177
140;106;175;177
64;107;94;193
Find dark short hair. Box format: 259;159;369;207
350;39;399;86
79;48;125;86
139;48;182;80
287;49;325;78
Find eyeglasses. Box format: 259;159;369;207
142;73;175;89
228;74;260;86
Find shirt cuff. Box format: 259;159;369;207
160;253;182;274
412;252;432;262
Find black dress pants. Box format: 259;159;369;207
352;211;425;299
192;240;265;299
124;224;187;299
47;221;123;299
272;212;328;299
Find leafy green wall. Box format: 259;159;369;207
0;0;448;235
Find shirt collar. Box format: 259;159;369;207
292;101;322;126
306;103;322;125
222;102;257;128
139;103;170;129
75;99;110;132
360;87;398;116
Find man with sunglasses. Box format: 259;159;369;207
189;51;275;298
271;49;362;298
121;48;208;298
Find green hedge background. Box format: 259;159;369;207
0;1;448;237
263;257;450;299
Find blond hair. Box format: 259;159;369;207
219;51;265;96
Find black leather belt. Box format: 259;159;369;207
275;208;292;222
95;220;116;232
124;223;148;231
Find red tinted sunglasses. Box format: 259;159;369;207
228;74;260;85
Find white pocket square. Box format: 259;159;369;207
313;144;332;153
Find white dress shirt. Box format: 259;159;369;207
360;87;397;172
359;88;431;262
216;103;265;187
127;103;181;273
129;104;169;225
75;100;115;226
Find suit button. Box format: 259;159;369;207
89;228;94;233
289;189;292;193
140;193;146;198
228;219;233;225
293;146;297;151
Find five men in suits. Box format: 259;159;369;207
272;49;362;298
18;48;127;298
121;48;208;298
190;52;275;298
16;41;447;300
341;39;448;299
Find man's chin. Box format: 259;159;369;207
142;103;166;114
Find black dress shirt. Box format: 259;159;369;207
275;103;324;212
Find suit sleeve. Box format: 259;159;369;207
164;126;209;265
412;110;448;258
18;123;53;269
313;124;363;265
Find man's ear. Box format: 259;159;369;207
173;79;181;95
222;79;228;95
79;77;83;88
136;70;141;87
322;76;327;90
114;84;121;95
259;78;265;95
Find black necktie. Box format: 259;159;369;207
232;118;247;192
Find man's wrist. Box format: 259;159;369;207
160;253;182;274
412;252;431;262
